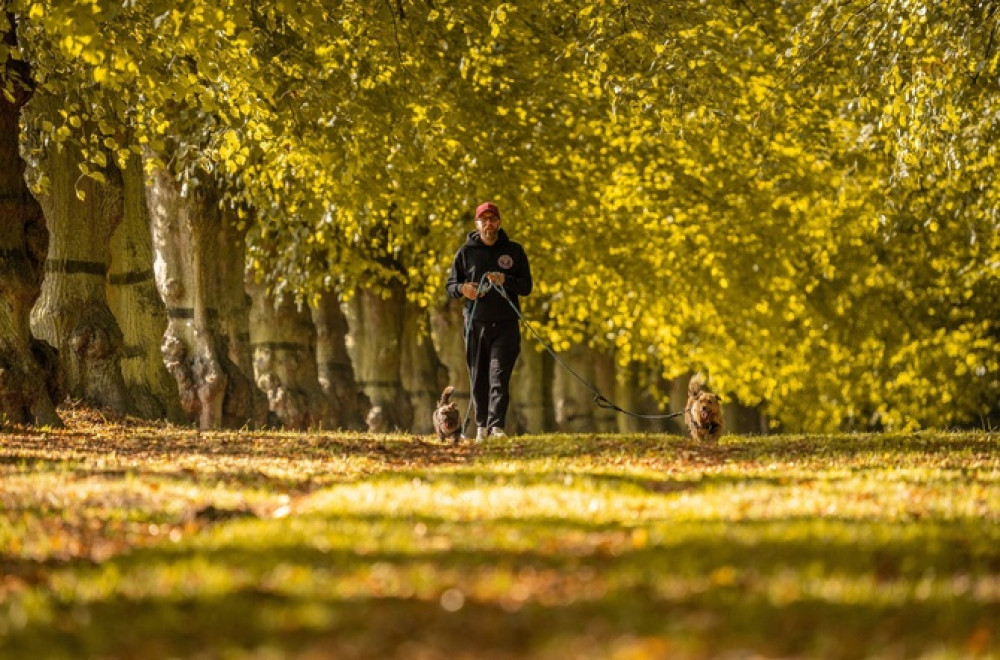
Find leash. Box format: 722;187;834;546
460;273;496;437
464;273;685;424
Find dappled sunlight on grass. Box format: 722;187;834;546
1;413;999;658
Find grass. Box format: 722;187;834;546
1;409;998;659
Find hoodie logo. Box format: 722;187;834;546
498;254;513;269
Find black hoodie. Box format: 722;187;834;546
446;228;532;324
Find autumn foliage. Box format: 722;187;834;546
1;1;998;431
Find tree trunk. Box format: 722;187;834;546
147;160;254;429
591;348;618;432
311;290;367;430
553;344;595;432
345;285;412;431
0;41;60;426
218;209;267;428
247;283;327;430
401;302;447;435
106;153;185;422
665;374;691;434
429;302;470;426
723;399;769;435
25;92;130;414
510;342;555;434
615;362;646;433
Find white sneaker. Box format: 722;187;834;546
489;427;506;438
475;427;488;441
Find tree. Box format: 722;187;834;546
0;11;60;426
22;89;131;413
772;0;1000;428
107;151;186;422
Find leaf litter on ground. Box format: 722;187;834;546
1;406;998;658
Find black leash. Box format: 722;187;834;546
475;274;685;422
460;323;486;437
460;274;497;438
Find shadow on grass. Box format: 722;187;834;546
3;477;1000;657
493;431;1000;461
0;441;821;499
59;509;995;582
0;449;803;498
2;551;997;659
4;428;996;477
5;511;999;652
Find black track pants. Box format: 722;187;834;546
465;318;521;430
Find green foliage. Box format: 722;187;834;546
1;419;999;657
5;0;999;430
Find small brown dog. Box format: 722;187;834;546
432;386;462;442
684;373;723;442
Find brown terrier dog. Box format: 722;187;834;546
432;386;462;442
684;373;723;442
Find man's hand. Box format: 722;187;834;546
461;282;481;300
486;272;506;286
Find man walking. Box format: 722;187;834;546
446;202;532;440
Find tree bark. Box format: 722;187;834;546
553;344;595;432
247;283;327;430
591;348;618;432
106;153;185;422
615;362;650;433
401;302;447;435
0;39;60;426
429;302;470;426
510;342;555;434
345;285;412;431
311;290;367;430
25;91;130;414
146;160;254;429
218;209;268;428
723;399;769;435
663;374;689;434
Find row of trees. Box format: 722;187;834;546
1;1;997;433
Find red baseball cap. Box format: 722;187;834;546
475;202;500;219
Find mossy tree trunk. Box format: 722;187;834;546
146;160;254;429
311;291;367;430
247;283;327;430
345;285;412;431
401;302;447;435
25;92;130;415
106;152;185;422
0;36;60;426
